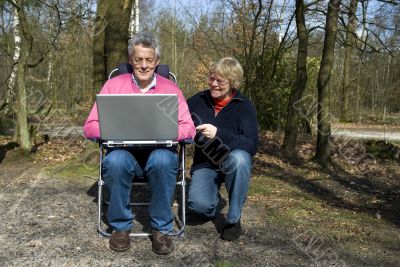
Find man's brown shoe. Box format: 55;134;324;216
109;230;131;252
151;230;174;255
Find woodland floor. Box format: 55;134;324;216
0;130;399;266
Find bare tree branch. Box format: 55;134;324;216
305;0;325;9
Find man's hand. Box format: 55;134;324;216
196;124;217;139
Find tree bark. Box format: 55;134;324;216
282;0;308;154
0;2;21;116
104;0;132;75
339;0;357;122
93;0;132;94
129;0;139;37
15;0;33;150
92;1;108;94
315;0;341;166
242;0;263;98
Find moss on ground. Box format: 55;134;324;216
2;130;398;265
47;159;98;182
248;165;400;263
2;146;34;162
214;261;237;267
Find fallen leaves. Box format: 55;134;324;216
27;239;43;247
33;137;94;165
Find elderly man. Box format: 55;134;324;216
83;32;195;254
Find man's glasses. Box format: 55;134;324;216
208;77;229;86
132;57;157;67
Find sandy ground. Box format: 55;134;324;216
332;128;400;141
0;160;313;267
0;150;396;266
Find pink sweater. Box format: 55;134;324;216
83;73;196;141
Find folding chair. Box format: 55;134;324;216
97;63;190;237
108;63;177;83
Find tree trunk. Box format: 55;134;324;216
129;0;139;37
15;0;33;151
104;0;132;75
0;2;21;116
315;0;341;166
16;47;30;150
282;0;308;154
340;0;357;122
172;0;177;72
93;0;133;94
47;50;53;96
242;0;263;98
356;60;361;122
92;1;108;94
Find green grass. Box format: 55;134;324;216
3;146;34;161
248;172;400;256
214;261;237;267
48;159;98;181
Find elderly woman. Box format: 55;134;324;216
187;57;259;241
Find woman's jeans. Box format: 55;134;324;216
102;148;178;232
188;149;252;224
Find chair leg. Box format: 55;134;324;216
97;142;189;238
98;178;112;237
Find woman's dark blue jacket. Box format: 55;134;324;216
187;90;259;172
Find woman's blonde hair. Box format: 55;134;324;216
209;57;243;89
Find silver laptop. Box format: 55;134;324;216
96;94;178;144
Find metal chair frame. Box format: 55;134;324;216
97;140;189;237
108;64;177;83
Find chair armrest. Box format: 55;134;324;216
179;139;194;145
87;137;104;144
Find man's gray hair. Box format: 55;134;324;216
127;32;161;59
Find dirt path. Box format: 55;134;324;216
332;128;400;141
0;145;397;266
331;123;400;141
0;159;315;266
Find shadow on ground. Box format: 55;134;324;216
0;142;19;164
255;136;400;228
0;135;399;266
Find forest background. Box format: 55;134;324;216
0;0;399;162
0;1;400;266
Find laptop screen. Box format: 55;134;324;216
96;94;178;141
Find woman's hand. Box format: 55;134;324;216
196;124;217;139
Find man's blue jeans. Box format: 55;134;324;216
102;148;178;232
188;149;252;224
